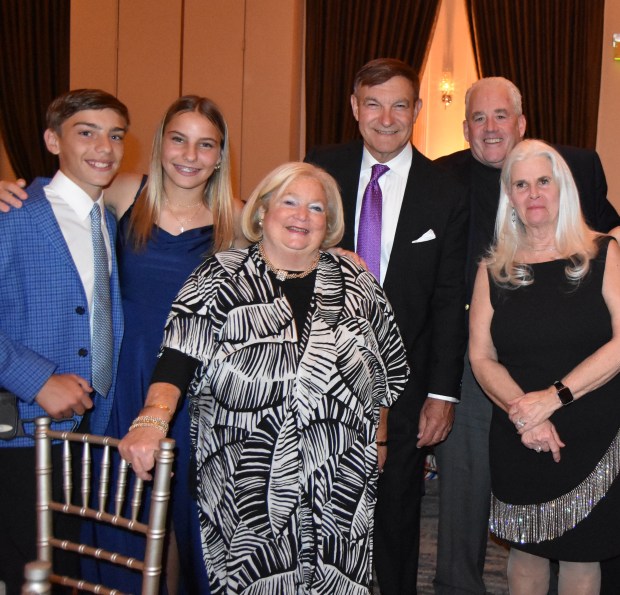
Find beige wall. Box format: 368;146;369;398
596;1;620;213
70;0;304;199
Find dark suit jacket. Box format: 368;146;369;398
436;146;620;298
438;146;619;230
306;140;469;430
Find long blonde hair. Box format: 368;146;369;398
486;140;598;287
128;95;235;253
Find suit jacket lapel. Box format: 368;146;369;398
339;141;364;251
384;146;435;285
28;188;81;276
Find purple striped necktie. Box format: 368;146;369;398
357;163;389;280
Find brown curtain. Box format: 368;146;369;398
0;0;70;179
466;0;604;148
305;0;441;150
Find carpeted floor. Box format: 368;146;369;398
416;477;509;594
373;477;509;594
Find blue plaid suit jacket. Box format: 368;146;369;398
0;177;123;446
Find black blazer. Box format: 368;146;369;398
306;140;469;426
436;146;620;298
437;146;619;233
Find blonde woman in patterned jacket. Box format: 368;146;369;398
120;161;409;595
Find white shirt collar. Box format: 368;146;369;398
46;171;104;220
361;142;413;179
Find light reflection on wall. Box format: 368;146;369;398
413;0;478;160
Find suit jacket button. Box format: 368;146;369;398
78;348;88;357
75;306;86;315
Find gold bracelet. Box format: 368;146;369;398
129;415;169;436
144;402;173;416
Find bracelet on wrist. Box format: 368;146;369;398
129;415;169;436
143;402;173;417
376;440;388;447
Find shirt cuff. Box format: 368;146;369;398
428;392;459;403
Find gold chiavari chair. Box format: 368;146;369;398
21;560;51;595
31;417;175;595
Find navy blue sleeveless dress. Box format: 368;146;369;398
86;188;213;594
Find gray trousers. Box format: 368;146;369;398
433;355;492;595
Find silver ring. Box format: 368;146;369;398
535;446;542;453
515;418;526;429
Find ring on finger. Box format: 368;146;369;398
535;446;542;453
516;418;526;429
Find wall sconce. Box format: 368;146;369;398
440;73;454;108
614;33;620;61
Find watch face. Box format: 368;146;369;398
554;382;574;405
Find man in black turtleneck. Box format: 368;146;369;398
433;76;620;595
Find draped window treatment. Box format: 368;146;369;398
305;0;441;150
0;0;70;179
466;0;605;148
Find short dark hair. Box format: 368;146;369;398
46;89;130;132
352;58;420;99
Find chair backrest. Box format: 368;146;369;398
33;417;175;595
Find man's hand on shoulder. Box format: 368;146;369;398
0;179;28;213
35;374;94;418
327;246;368;270
416;398;455;447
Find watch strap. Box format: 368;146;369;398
553;380;574;406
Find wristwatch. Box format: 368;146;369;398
553;380;574;406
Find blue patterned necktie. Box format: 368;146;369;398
90;204;113;396
357;163;389;280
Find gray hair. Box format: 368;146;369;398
465;77;523;119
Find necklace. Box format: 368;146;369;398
164;197;203;233
527;245;558;253
258;241;320;282
166;197;202;209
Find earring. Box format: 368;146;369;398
214;162;221;171
258;218;263;227
511;208;517;226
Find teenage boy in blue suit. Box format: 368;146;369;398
0;89;127;594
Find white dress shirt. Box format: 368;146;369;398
44;171;112;333
354;144;412;287
353;144;456;403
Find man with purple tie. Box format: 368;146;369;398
306;58;468;595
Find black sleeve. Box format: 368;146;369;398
151;347;200;394
589;151;620;232
558;145;620;232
